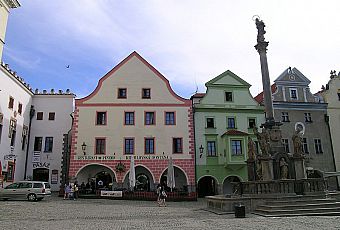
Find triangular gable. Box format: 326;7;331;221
274;67;311;86
76;51;189;105
205;70;251;87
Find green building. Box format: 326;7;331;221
191;70;265;197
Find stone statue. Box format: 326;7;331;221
254;127;270;156
247;137;256;160
279;158;289;179
255;18;266;42
292;129;303;156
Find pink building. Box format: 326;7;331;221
69;52;195;196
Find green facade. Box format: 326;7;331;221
192;70;265;196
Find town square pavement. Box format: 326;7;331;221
0;194;339;230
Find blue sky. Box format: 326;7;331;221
3;0;340;99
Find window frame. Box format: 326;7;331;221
172;137;183;154
304;112;312;122
303;138;309;154
117;88;127;99
289;88;298;100
144;137;155;154
314;138;323;154
95;138;106;155
231;140;243;155
48;112;55;121
165;111;176;125
124;138;135;155
142;88;151;99
96;111;107;126
248;118;256;129
8;96;14;109
227;117;236;129
281;112;290;122
207;141;217;157
34;136;43;152
36;112;43;120
44;137;54;153
225;91;233;102
124;111;135;125
206;117;215;128
145;111;156;125
18;103;22;115
282;138;290;153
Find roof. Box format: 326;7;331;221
254;84;277;104
191;93;206;98
205;70;251;87
222;130;249;136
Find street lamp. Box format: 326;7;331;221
199;145;204;158
81;142;87;155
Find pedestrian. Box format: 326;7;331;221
159;186;167;207
156;184;161;205
63;183;70;200
74;182;79;199
69;183;75;200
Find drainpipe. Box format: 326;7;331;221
325;114;339;190
191;99;197;198
24;105;35;179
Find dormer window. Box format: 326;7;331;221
118;88;127;99
225;92;233;102
290;88;297;99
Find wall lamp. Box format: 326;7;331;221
199;145;204;158
81;142;87;155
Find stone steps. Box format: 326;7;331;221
254;198;340;217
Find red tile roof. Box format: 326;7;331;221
254;84;277;104
222;130;249;136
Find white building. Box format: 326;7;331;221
0;0;75;191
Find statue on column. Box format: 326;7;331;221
292;129;303;156
255;18;266;42
254;127;270;156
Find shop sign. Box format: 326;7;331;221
100;191;122;197
33;162;50;169
51;170;58;184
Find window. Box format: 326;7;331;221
125;112;135;125
48;112;55;120
165;112;175;125
314;139;323;154
231;140;242;155
96;112;107;125
248;118;256;129
8;97;14;109
303;138;309;154
207;141;216;156
282;139;290;153
145;138;155;154
33;183;43;188
34;137;43;152
21;125;28;150
0;113;3;144
281;112;290;122
290;89;297;99
173;138;183;153
124;138;134;154
206;117;215;128
9;118;16;147
19;182;32;189
95;138;106;154
225;92;233;102
44;137;53;152
227;117;236;129
18;103;22;115
118;88;127;98
142;88;151;99
304;113;312;122
37;112;43;120
145;112;155;125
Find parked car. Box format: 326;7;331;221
0;181;51;201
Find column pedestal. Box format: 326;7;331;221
293;156;306;179
259;157;274;181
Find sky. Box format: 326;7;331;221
3;0;340;99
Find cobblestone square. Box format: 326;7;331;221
1;194;340;230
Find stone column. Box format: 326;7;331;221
259;156;274;181
293;156;307;179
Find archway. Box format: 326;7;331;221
123;165;154;191
33;168;49;182
160;166;188;192
197;176;217;197
223;176;241;194
76;164;116;191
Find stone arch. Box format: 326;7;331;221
222;175;242;194
197;175;218;198
122;165;154;191
159;165;188;192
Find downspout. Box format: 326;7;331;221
24;105;35;179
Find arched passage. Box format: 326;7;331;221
123;165;154;191
160;166;188;192
33;168;49;182
76;164;116;191
222;176;241;194
197;176;217;197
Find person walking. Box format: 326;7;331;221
156;184;161;205
158;186;167;207
63;183;70;200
